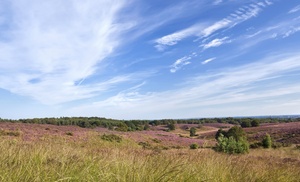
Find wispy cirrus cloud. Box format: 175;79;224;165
288;5;300;14
241;13;300;48
154;0;272;51
0;0;141;104
202;1;272;37
154;24;204;51
69;53;300;119
213;0;223;5
201;37;231;50
170;56;192;73
202;57;216;65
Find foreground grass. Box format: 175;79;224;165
0;134;299;182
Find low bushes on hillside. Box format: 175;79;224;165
101;134;123;143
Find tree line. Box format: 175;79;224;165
0;116;299;131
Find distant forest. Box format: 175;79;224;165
1;116;299;132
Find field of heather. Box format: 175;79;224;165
0;122;299;181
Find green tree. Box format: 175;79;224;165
241;121;252;128
167;123;176;131
251;119;260;127
226;126;246;141
262;133;272;148
215;126;249;154
190;127;197;137
215;129;227;140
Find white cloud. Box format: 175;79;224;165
68;53;300;119
154;24;204;51
289;5;300;14
0;0;138;104
170;56;192;73
241;16;300;49
202;1;271;37
201;37;230;49
213;0;223;5
202;57;216;65
201;19;232;37
154;1;272;50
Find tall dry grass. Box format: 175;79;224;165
0;133;299;182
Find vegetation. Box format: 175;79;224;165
190;127;197;137
167;123;176;131
0;131;299;181
190;143;199;149
215;126;249;154
262;133;272;148
0;116;298;131
101;134;123;143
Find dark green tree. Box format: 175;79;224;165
167;123;175;131
215;126;249;154
262;133;272;148
190;127;197;137
215;129;227;140
241;120;252;128
226;126;246;141
251;119;260;127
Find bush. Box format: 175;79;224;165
167;123;175;131
66;132;73;136
215;126;249;154
190;143;199;149
262;133;272;148
216;134;249;154
251;120;260;127
226;126;246;141
215;129;227;140
190;127;196;137
101;134;123;143
0;129;21;137
241;121;252;128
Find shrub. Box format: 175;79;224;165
215;126;249;154
226;126;246;141
251;120;260;127
152;138;161;143
215;129;227;140
190;127;196;137
66;132;73;136
167;123;175;131
101;134;123;143
262;133;272;148
0;129;21;137
190;143;199;149
241;121;252;128
216;134;249;154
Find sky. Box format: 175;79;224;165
0;0;300;120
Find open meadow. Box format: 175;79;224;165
0;121;299;181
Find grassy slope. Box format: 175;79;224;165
0;128;299;182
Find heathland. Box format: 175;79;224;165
0;117;299;181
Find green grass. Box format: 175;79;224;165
0;133;299;181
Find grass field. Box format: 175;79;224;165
0;122;299;181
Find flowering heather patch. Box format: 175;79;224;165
0;122;91;141
245;122;300;144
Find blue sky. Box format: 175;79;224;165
1;0;300;119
